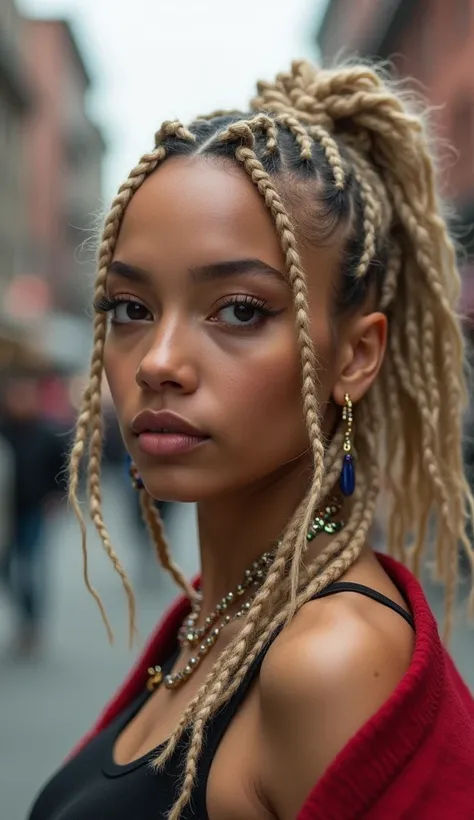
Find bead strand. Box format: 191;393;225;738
146;497;345;692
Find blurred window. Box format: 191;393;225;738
417;15;433;79
452;95;474;171
453;0;471;39
66;134;88;170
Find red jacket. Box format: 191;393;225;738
72;555;474;819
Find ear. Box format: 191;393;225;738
332;312;387;406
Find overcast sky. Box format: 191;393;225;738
19;0;327;199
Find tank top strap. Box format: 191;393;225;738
314;581;415;629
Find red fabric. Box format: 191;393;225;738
71;556;474;819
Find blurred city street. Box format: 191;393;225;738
1;0;474;818
1;471;474;820
0;471;199;820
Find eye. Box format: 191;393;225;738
112;300;152;324
213;296;277;328
94;295;153;324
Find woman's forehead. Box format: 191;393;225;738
114;156;285;270
113;155;341;291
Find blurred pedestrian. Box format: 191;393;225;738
0;374;67;655
0;430;15;576
29;59;474;820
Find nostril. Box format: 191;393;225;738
159;380;183;389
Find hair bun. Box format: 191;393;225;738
251;60;333;128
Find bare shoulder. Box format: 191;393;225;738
260;584;414;702
257;588;414;820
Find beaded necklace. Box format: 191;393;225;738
146;498;344;692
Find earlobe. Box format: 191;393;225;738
333;312;387;406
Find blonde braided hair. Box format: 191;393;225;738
68;60;474;817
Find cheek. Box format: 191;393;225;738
220;321;334;451
103;338;136;418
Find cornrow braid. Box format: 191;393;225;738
250;113;279;153
307;123;345;188
274;112;313;160
343;147;386;279
156;120;197;145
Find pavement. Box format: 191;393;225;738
0;472;473;820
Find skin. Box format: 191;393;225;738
104;156;414;820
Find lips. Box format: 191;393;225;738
131;409;207;438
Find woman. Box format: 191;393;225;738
29;61;474;820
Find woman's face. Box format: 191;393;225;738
104;156;342;502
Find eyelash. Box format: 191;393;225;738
94;295;133;313
212;295;278;325
93;294;279;328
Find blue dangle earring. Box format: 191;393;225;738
339;393;355;497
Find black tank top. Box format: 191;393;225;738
28;583;414;820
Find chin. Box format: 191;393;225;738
146;486;206;504
140;471;226;505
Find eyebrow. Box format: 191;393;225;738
108;258;287;286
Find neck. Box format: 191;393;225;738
196;456;317;616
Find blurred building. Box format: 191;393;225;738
316;0;474;290
0;0;30;307
22;18;106;317
0;16;106;373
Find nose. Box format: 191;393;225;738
135;318;199;395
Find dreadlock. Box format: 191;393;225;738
68;60;474;818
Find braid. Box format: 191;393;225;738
216;120;327;606
307;124;345;188
251;113;279;153
344;149;385;279
274;113;313;160
156;120;197;144
380;239;401;310
321;424;345;495
69;144;169;640
139;490;198;601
